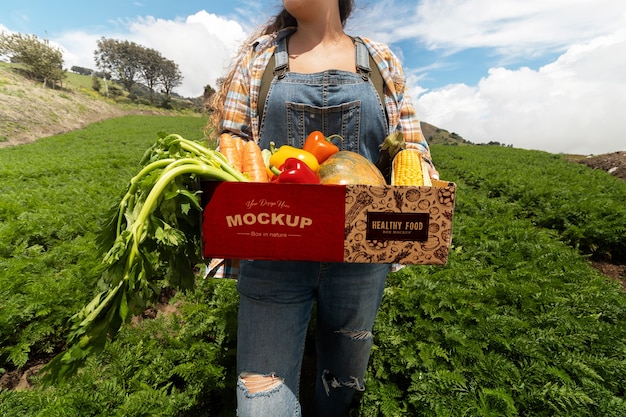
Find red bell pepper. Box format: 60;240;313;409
271;158;320;184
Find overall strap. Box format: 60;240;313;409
354;37;385;109
258;36;288;121
273;36;290;77
258;36;385;120
258;54;276;121
355;37;371;80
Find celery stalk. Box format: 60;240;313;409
41;134;247;384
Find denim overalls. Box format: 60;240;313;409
236;35;391;417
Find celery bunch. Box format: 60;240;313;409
42;133;247;384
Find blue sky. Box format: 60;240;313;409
1;0;625;155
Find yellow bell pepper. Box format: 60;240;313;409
268;142;320;173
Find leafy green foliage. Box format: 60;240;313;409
0;277;239;416
2;133;626;416
40;130;246;383
0;115;209;371
434;145;626;262
0;32;65;87
361;155;626;416
94;38;183;99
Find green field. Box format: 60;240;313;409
1;116;625;416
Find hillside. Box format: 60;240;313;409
0;64;184;148
1;63;468;149
421;121;626;182
0;64;128;147
2;63;624;184
421;120;472;146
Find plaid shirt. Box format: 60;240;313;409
220;27;436;167
211;28;436;279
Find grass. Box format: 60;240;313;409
63;70;97;90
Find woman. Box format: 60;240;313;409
210;1;438;415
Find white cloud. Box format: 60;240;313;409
56;11;247;98
400;0;626;57
0;24;13;61
416;30;626;155
125;11;247;97
352;1;626;154
349;0;407;45
55;31;101;68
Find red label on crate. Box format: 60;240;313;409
202;182;346;262
366;212;430;241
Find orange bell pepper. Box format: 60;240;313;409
302;131;343;164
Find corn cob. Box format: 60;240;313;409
391;149;432;186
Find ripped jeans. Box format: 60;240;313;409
236;260;389;417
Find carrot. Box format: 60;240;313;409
242;139;269;182
218;133;244;173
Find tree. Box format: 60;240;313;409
91;74;102;92
158;58;183;98
71;65;93;76
138;47;165;103
94;38;143;92
94;37;184;100
0;32;65;87
203;84;216;112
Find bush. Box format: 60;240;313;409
91;75;102;92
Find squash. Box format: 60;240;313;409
317;151;386;186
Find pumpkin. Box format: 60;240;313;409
317;151;386;186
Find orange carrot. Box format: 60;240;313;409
218;133;243;173
242;139;269;182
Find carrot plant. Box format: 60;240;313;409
361;165;626;416
433;145;626;262
2;132;626;416
1;277;239;417
0;115;208;372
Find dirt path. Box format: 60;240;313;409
576;151;626;182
